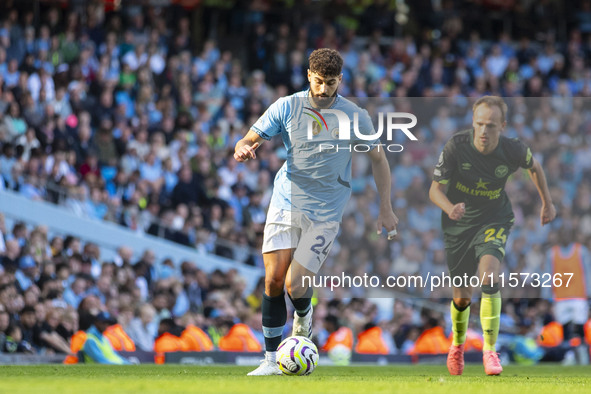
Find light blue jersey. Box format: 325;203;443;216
251;90;379;222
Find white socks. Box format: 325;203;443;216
266;351;276;363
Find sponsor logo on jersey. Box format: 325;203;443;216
461;162;472;171
495;165;508;178
475;178;490;190
455;181;502;200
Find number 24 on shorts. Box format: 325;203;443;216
310;235;332;258
484;227;507;243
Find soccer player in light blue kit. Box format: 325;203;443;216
235;48;399;375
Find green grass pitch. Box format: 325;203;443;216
0;364;589;394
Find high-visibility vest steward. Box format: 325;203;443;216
104;324;136;352
322;327;353;351
354;326;389;354
218;323;262;352
537;321;563;347
181;324;214;351
64;330;87;364
411;326;450;354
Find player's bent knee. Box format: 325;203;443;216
481;283;500;295
453;297;471;309
286;260;315;298
285;276;309;298
265;276;286;296
287;283;313;299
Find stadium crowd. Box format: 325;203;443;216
0;0;590;359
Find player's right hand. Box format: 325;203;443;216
448;202;465;221
376;210;399;240
234;142;260;162
540;203;556;226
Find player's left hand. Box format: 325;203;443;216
377;210;399;240
541;203;556;226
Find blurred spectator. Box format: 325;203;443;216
126;303;157;352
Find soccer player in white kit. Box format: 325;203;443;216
234;48;399;375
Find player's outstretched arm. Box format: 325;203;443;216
234;129;263;162
527;157;556;226
367;148;398;238
429;181;465;221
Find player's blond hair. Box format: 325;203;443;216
473;96;508;122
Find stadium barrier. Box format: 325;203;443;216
119;349;158;364
0;350;519;366
52;350;483;366
161;351;485;365
0;349;559;366
0;354;66;365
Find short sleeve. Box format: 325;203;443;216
507;138;534;169
432;139;457;184
251;98;286;140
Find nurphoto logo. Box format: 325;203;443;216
305;108;419;153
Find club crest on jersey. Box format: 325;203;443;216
495;165;508;178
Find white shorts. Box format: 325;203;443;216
554;299;589;325
262;206;339;274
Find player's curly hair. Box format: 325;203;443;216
309;48;343;77
473;96;508;122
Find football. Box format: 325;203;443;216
276;336;319;376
